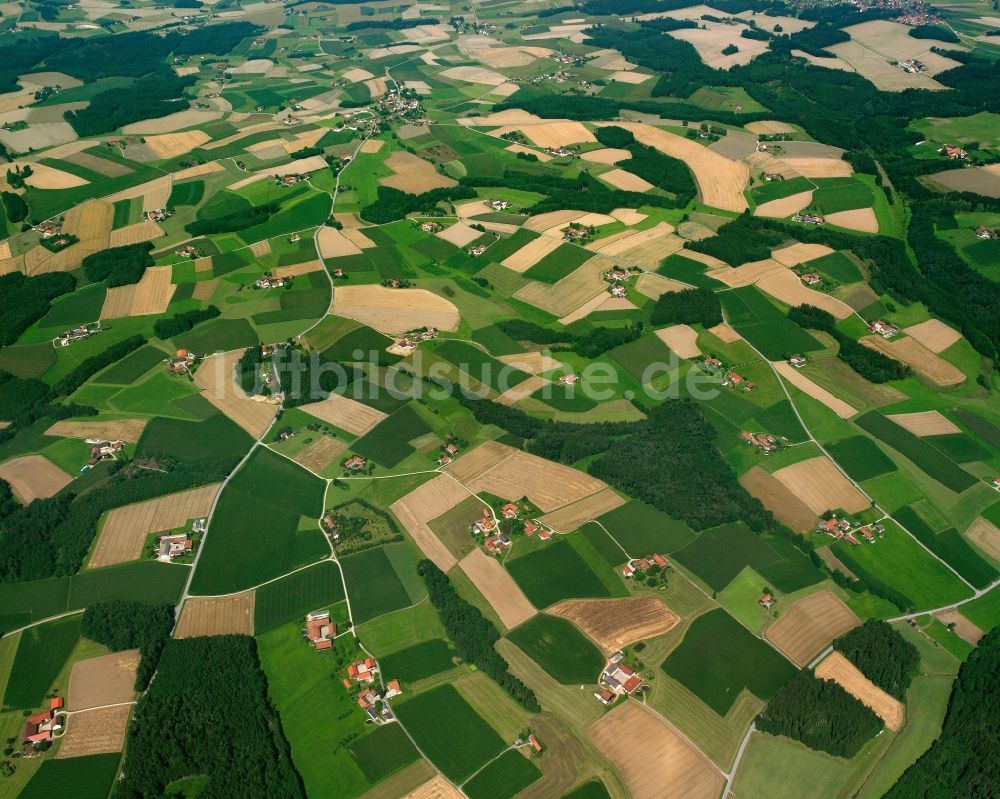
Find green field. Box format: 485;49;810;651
135;412;252;462
464;749;542;799
321;324;397;365
596;500;696;555
925;432;992;463
507;614;603;685
173;317;258;352
751;176;814;205
347;722;420;783
672;523;782;592
950;408;1000;450
507;539;613;608
393;684;506;782
434;339;531;392
523;244;592;283
37;283;107;330
720;287;822;360
3;614;81;709
608;334;673;383
377;639;456;684
560;781;613;799
855;412;977;493
94;344;167;384
826;435;897;482
806;251;864;283
341;544;415;624
957;584;1000;631
352;404;432;467
893;507;997;589
810;177;874;214
662;609;796;715
731;732;852;799
254;561;347;634
18;753;121;799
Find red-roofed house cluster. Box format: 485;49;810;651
304;609;336;651
817;516;883;546
799;272;823;286
437;437;461;466
622;553;668;578
21;697;64;747
356;679;402;722
343;455;367;472
87;438;124;467
595;652;643;704
348;657;379;685
723;370;756;391
976;226;998;240
867;320;899;338
168;348;197;374
255;274;289;289
741;431;779;454
939;144;968;161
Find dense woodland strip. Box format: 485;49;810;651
82;243;154;287
650;288;722;328
833;621;919;700
496;320;642;359
594;126;697;207
153;306;221;340
81;601;175;689
0;272;75;346
417;560;540;712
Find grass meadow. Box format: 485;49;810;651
507;614;603;685
254;561;347;634
507;539;614;609
464;749;542;799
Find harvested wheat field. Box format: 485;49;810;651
558;293;612;326
766;590;860;666
317;227;363;258
671;25;769;69
524;210;581;232
46;418;148;441
299;393;387;436
740;465;817;533
772;361;857;419
194;351;279;438
861;336;965;388
496;375;547;407
143;130;211;159
502;235;563;273
359;138;385;154
88;483;222;569
757;269;853;319
469;46;546;68
551;597;679;654
611;69;652;83
826;208;879;233
655;324;700;359
402;775;464;799
390;475;472;571
588;701;724;799
780;156;853;179
0;455;72;503
581;147;630;164
501;121;596;150
56;705;131;759
772;456;870;515
496;351;563;374
966;517;1000;562
754;190;814;218
611;208;647;226
173;161;223;181
176;592;256;638
464;446;609;513
331;285;459;333
441;65;507;86
342;67;374;82
273;260;323;280
707;258;784;288
933;608;983;646
515;256;611;318
505;142;548;160
903;319;962;353
816;651;904;730
603;122;748;212
69;650;139;710
746;120;798;135
61;197;114;243
539;488;626;532
771;242;835;267
21;162;88;189
101;265;175;318
436;222;481;247
599;168;654;192
637;273;687;298
108;219;163;248
442;440;512;483
459;548;537;628
341;228;375;249
886;410;960;436
293;435;348;474
707;322;741;343
379;151;456;193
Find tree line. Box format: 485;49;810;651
186;201;280;236
81;601;175;690
82;242;154;287
0;271;75;345
650;287;721;328
153;305;221;340
496;319;643;359
594;126;697;207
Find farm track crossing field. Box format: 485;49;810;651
596;500;695;555
459;548;538;629
538;489;626;533
55;704;132;758
68;650;139;709
175;591;256;638
587;701;725;799
254;561;346;634
88;483;222;569
400;774;464;799
393;684;506;783
549;597;680;655
765;590;861;666
0;454;72;503
507;614;603;684
815;651;904;730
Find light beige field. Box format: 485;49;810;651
469;46;542;68
274;260;324;280
342;67;374;82
757;269;853;319
933;608;983;646
461;444;610;512
637;273;687;298
771;242;835;267
194;351;279;438
341;228;375;249
442;439;511;483
966;516;1000;562
581;147;630;164
441;65;507;86
173;161;224;181
176;592;256;638
390;474;471;571
524;209;580;232
46;418;147;441
538;488;626;532
707;322;741;343
88;483;222;569
781;156;853;179
359;138;385;154
55;705;131;759
365;77;388;98
746;121;798;135
588;701;724;799
611;70;652;83
504;142;547;160
887;410;960;436
293;435;347;474
707;258;783;287
459;548;537;627
401;775;464;799
754;190;813;218
497;121;597;149
496;351;564;374
928;166;1000;198
739;465;817;533
432;222;477;248
515;256;609;318
108;219;163;248
0;455;71;503
772;361;857;419
331;285;460;333
826;208;879;233
501;235;563;273
772;456;870;515
143;130;211;159
496;375;547;406
792;48;857;72
22;162;89;189
611;208;647;225
101;266;175;318
655;324;701;359
671;24;769;69
379;151;456;193
765;590;860;667
902;319;962;353
599;167;654;192
558;293;612;326
317;226;363;257
550;598;679;655
860;335;965;388
815;651;904;730
299;393;387;436
121;108;221;134
69;650;139;710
